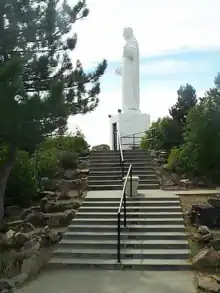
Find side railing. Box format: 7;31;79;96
117;131;125;178
121;128;156;149
121;131;145;149
117;164;133;263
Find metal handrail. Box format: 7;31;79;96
121;127;156;139
121;128;157;149
117;131;124;178
121;131;145;138
117;164;133;263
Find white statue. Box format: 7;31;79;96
115;27;140;113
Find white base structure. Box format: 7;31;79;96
123;176;139;196
110;111;150;150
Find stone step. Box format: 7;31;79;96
78;205;181;213
88;179;159;186
90;158;153;163
62;231;187;241
89;168;155;174
90;170;155;175
76;207;181;216
91;151;149;154
73;213;183;221
89;162;153;167
82;200;180;207
89;174;158;180
59;237;188;248
48;257;191;271
72;217;184;225
67;224;185;233
53;248;189;259
88;184;160;190
89;168;155;173
84;196;179;202
68;224;185;233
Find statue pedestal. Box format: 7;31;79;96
109;111;150;150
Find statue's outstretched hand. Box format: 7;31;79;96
115;68;122;76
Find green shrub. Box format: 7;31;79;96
58;151;77;170
166;147;183;173
36;147;58;179
5;151;37;207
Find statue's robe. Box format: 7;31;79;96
122;37;140;113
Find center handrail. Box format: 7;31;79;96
117;130;124;178
117;163;132;263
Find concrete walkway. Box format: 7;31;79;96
16;270;196;293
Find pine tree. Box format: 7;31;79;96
0;0;107;219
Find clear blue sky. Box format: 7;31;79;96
68;0;220;146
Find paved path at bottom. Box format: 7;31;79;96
16;270;196;293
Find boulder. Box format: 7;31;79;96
43;200;81;213
24;211;46;227
59;209;75;226
79;169;89;175
78;160;89;170
190;203;217;227
197;275;220;293
22;237;41;253
39;226;62;247
41;178;59;191
40;197;49;212
193;248;220;269
13;232;28;248
7;220;24;231
21;247;52;276
56;192;72;200
20;222;36;233
198;225;211;235
92;144;110;151
63;169;79;180
20;207;40;220
180;178;193;189
194;232;213;244
44;210;75;228
211;239;220;251
38;191;58;200
5;229;16;246
12;273;28;287
0;279;15;291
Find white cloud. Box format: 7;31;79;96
68;87;176;146
70;0;220;65
140;59;205;75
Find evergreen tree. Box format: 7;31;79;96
169;83;197;126
0;0;107;219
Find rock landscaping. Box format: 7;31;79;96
180;194;220;292
0;167;89;293
150;150;213;190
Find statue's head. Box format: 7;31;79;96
123;27;133;41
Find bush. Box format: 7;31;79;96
5;151;37;207
166;147;183;173
58;151;77;170
36;147;58;179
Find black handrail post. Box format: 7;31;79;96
122;161;124;178
117;212;121;263
133;134;135;149
123;189;127;227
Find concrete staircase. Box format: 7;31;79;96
49;192;190;270
88;150;160;190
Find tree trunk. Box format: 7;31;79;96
0;145;17;221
